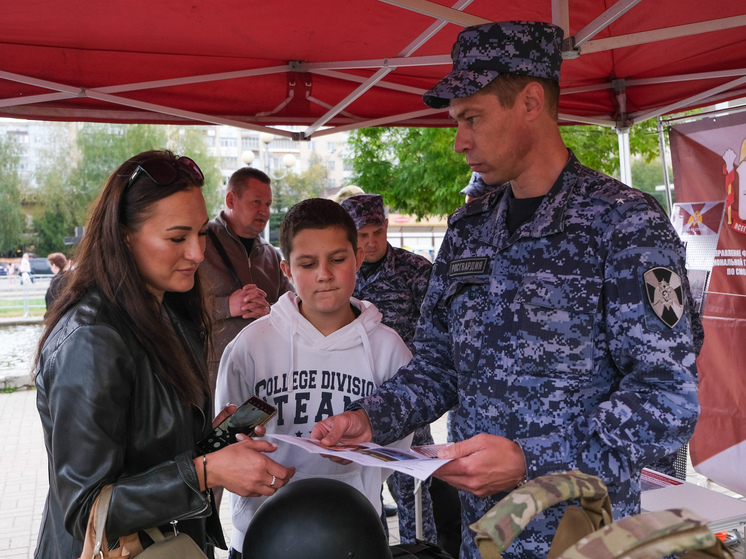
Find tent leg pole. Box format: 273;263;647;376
617;128;632;186
657;116;674;215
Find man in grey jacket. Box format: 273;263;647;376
203;167;293;395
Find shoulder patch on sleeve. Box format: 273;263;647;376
643;267;684;328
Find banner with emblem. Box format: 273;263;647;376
670;110;746;496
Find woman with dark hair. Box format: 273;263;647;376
34;150;294;559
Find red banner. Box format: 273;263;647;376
671;111;746;495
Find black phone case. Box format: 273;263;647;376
197;397;276;454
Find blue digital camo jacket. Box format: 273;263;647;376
356;152;702;559
354;244;433;352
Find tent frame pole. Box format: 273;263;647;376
657;116;674;215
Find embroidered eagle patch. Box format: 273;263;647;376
644;267;685;328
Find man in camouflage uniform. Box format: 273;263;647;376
312;20;702;559
340;194;439;547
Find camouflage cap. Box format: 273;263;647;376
423;21;564;109
340;194;386;230
460;172;495;198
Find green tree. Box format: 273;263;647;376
268;154;327;246
169;127;222;214
33;123;222;253
560;119;662;178
348;118;664;218
346;127;470;219
0;135;25;255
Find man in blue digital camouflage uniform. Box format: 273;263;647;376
340;194;439;548
312;20;702;559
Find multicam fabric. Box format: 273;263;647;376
423;21;564;109
558;508;733;559
353;243;437;544
354;152;702;559
340;194;387;230
471;471;611;557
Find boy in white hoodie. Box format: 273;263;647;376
216;198;414;557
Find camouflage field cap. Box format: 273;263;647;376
340;194;386;230
460;172;494;198
423;21;564;109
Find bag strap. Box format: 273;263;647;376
470;470;612;559
207;228;241;289
92;485;114;557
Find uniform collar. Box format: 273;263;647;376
467;150;580;249
359;243;395;282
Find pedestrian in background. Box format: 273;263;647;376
44;252;68;315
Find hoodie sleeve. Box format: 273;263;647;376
371;325;412;386
215;334;256;417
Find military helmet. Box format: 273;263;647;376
242;477;393;559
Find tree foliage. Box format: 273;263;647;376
268;153;327;246
346;127;470;219
0;135;25;255
560;119;662;177
32;124;223;254
347;118;666;218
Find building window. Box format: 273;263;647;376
220;137;237;148
327;160;336;172
327;141;336;152
243;137;259;150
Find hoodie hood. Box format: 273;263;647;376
271;292;383;352
270;293;384;385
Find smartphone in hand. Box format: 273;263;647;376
197;396;277;454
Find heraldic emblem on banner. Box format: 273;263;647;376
723;138;746;234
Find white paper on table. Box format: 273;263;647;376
265;434;452;481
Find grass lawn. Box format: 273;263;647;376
0;298;46;318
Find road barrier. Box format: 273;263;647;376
0;275;53;317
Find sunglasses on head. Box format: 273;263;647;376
125;156;204;191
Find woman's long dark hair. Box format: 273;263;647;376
35;150;212;407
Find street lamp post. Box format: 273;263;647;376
260;133;296;180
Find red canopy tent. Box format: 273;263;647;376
2;0;746;141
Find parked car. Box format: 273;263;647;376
0;262;8;276
29;257;53;275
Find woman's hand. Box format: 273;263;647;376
212;403;238;428
203;437;295;497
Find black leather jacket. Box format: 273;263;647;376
34;290;223;559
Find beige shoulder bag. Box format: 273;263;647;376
78;485;207;559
